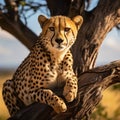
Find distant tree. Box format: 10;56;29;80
0;0;120;120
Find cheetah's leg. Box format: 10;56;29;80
31;89;67;113
2;80;20;116
63;75;78;102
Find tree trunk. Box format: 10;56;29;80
0;0;120;119
70;0;120;74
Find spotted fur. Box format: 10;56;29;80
2;15;83;116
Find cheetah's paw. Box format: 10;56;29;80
63;86;77;102
51;96;67;113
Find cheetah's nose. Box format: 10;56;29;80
55;39;63;44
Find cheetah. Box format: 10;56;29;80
2;15;83;116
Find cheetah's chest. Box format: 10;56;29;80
44;63;66;89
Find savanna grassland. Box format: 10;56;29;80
0;71;120;120
0;72;12;120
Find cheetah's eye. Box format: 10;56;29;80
64;27;70;32
49;27;55;31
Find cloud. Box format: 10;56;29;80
0;31;29;68
103;30;120;50
0;45;12;55
96;30;120;65
0;28;17;41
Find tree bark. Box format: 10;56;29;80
70;0;120;74
46;0;71;16
8;60;120;120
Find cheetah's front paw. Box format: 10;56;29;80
63;85;77;102
50;96;67;113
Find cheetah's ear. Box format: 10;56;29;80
38;15;48;28
72;15;83;30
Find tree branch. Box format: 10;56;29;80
8;60;120;120
68;0;85;18
0;0;43;50
46;0;71;16
0;13;37;50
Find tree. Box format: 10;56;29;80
0;0;120;120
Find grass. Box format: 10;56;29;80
101;88;120;117
0;72;120;120
91;88;120;120
0;74;12;120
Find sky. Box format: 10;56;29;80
96;28;120;65
0;0;120;69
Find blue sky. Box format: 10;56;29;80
0;0;120;68
96;28;120;65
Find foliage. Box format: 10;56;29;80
112;84;120;90
91;104;120;120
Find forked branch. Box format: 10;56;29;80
8;60;120;120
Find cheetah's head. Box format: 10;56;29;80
38;15;83;52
